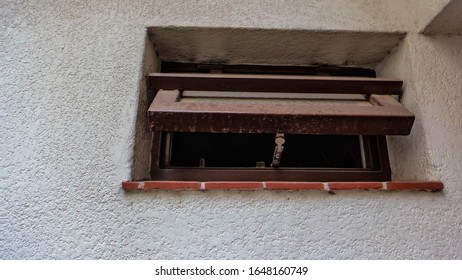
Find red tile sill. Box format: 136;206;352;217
122;181;443;191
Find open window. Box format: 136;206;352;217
146;63;414;181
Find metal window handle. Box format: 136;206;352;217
271;133;285;167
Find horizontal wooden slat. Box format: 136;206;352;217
148;90;414;135
149;73;403;95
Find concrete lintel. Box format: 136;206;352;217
149;27;405;68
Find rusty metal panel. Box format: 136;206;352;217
148;90;414;135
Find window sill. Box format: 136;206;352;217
122;181;443;192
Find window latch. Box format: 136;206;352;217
271;133;285;168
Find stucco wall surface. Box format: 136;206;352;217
423;0;462;35
378;34;462;182
375;33;462;258
1;1;461;259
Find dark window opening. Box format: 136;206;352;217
160;61;377;77
168;133;362;169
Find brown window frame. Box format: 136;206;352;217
146;63;414;182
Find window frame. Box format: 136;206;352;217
146;63;414;182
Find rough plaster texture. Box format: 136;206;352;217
377;33;462;184
132;35;158;181
410;0;452;32
1;0;461;259
149;27;404;67
376;33;462;257
423;0;462;35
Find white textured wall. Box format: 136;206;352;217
377;32;462;198
1;0;461;259
423;0;462;35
